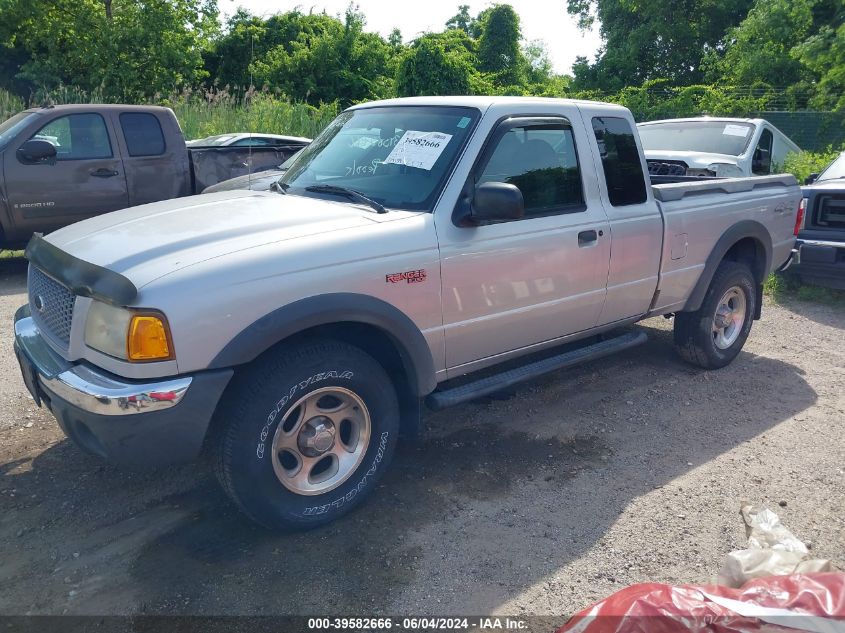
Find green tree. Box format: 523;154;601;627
522;40;553;84
249;8;396;106
794;21;845;110
0;0;218;100
396;31;483;96
445;5;472;33
205;10;277;90
703;0;842;108
567;0;753;90
703;0;815;87
388;28;403;52
477;3;522;86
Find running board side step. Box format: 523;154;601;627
425;331;647;411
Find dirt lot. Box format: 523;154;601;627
0;257;843;620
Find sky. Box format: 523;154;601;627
217;0;603;75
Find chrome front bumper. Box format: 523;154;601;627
14;305;233;466
14;309;191;415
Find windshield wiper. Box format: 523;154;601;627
270;180;289;194
304;184;387;214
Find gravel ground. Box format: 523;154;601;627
0;257;842;622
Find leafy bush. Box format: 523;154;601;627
780;146;842;183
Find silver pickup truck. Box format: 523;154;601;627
13;97;801;530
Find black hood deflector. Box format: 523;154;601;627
25;234;138;306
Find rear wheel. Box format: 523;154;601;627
214;339;399;530
674;261;756;369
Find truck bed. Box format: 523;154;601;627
650;174;801;315
187;144;305;193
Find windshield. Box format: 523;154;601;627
638;120;755;156
280;106;480;211
0;111;38;150
817;153;845;182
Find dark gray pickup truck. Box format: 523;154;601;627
0;104;308;248
793;152;845;289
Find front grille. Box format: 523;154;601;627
647;160;688;176
28;266;75;346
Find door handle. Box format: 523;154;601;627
90;168;119;178
578;229;598;246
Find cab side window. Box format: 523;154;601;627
477;121;584;217
591;116;647;206
753;128;773;175
32;114;112;160
119;112;165;157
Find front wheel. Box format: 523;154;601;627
214;339;399;530
673;261;756;369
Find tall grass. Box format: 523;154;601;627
0;88;24;121
1;86;338;140
165;89;339;140
765;271;845;306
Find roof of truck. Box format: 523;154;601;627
637;116;764;126
637;116;803;153
348;95;623;111
23;104;174;115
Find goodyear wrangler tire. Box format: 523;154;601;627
214;339;399;530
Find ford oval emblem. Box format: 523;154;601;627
33;294;46;313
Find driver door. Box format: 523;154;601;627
437;115;611;374
4;112;128;237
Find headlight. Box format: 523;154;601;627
84;301;173;362
707;163;744;178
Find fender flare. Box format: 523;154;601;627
683;220;773;314
209;293;437;396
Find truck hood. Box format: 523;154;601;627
644;150;741;169
804;179;845;193
43;191;392;289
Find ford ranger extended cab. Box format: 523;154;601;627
13;97;801;530
0;104;308;248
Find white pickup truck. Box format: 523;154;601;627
14;97;801;530
638;117;801;178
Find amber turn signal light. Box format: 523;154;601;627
127;314;173;361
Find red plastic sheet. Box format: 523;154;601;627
558;573;845;633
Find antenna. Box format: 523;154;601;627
247;26;255;188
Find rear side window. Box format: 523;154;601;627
592;117;648;206
478;121;584;217
119;112;165;157
33;113;112;160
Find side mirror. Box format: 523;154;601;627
805;172;819;185
17;139;57;165
471;182;524;224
